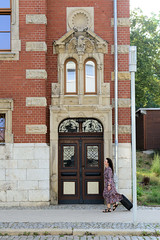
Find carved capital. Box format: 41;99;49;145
102;83;110;96
52;83;60;96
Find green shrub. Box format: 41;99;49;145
137;184;143;197
150;175;160;185
146;189;160;204
151;154;160;176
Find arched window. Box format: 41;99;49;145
64;59;77;94
84;59;97;94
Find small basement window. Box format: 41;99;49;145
0;114;5;143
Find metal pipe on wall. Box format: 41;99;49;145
113;0;119;188
129;46;137;224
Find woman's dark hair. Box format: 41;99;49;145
106;158;114;174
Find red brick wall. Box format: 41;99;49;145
0;0;47;143
0;0;130;143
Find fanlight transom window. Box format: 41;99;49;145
59;118;103;133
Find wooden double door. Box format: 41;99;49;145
58;134;104;204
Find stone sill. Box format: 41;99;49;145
0;52;16;60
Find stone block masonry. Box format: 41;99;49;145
0;144;50;207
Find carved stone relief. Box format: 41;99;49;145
53;30;108;55
67;7;94;31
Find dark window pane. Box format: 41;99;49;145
0;15;11;31
0;33;10;49
87;145;99;168
63;146;75;168
0;0;10;8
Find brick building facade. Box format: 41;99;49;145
0;0;131;206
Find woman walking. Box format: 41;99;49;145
103;158;122;212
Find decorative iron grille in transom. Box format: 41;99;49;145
0;114;5;142
59;118;103;133
82;119;102;132
59;119;79;132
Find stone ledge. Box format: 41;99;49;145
0;98;13;110
26;125;47;134
111;45;129;54
112;98;131;108
26;97;47;107
111;18;130;27
0;52;16;60
112;125;131;134
26;14;47;24
111;72;131;81
26;42;47;52
26;70;47;79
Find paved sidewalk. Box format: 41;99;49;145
0;235;160;240
0;236;160;240
0;205;159;236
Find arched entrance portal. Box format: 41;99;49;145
58;118;104;204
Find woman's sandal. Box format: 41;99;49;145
102;208;111;213
113;203;118;211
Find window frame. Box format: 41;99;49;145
84;58;97;95
64;58;78;95
0;0;12;52
0;99;13;144
0;113;5;143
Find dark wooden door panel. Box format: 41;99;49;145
58;139;80;203
58;137;104;204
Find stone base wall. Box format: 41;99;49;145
0;143;50;207
112;143;132;200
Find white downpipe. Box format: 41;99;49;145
129;46;137;224
114;0;118;188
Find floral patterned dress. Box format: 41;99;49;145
103;166;122;204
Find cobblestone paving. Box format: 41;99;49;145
0;235;160;240
0;222;160;230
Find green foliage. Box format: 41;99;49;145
137;184;143;197
136;151;160;205
130;9;160;109
146;189;160;204
151;154;160;176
